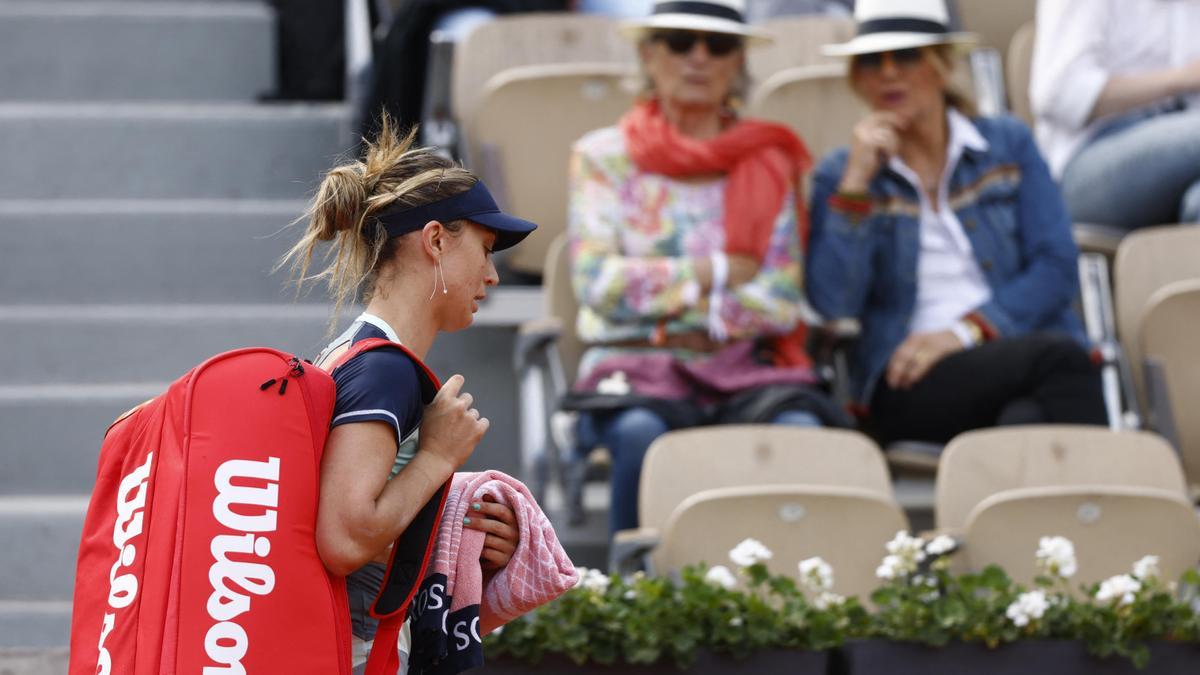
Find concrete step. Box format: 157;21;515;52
0;103;350;200
0;647;69;675
0;200;307;304
0;604;72;650
0;384;157;495
0;498;86;603
0;1;275;102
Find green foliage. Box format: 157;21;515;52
486;553;1200;671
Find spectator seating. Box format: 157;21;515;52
1114;226;1200;415
612;425;902;571
452;13;633;162
657;485;908;598
1139;279;1200;490
956;0;1037;56
515;232;586;507
748;15;855;85
749;63;866;167
470;63;637;275
962;485;1200;587
1006;21;1035;126
935;426;1188;533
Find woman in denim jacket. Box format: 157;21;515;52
807;0;1107;444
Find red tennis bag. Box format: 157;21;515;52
69;340;446;675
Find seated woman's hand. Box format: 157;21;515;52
886;330;964;390
464;494;520;570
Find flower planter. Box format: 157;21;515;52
839;639;1200;675
476;649;828;674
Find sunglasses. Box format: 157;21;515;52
852;48;926;72
651;30;743;57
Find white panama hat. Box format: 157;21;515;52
620;0;772;46
822;0;977;57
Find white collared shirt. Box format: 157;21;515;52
1031;0;1200;177
888;109;993;344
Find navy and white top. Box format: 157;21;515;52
317;312;437;643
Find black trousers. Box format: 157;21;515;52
870;333;1108;445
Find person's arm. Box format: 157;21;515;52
316;374;486;576
1088;63;1200;122
714;190;805;338
969;120;1080;338
567;144;715;323
805;152;877;322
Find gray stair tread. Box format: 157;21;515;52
0;200;307;304
0;604;72;650
0;103;350;200
0;1;274;102
0;647;69;674
0;500;86;602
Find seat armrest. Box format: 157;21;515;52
609;527;661;575
513;316;563;371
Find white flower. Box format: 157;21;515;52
729;616;744;627
886;531;928;563
1096;574;1141;606
1006;590;1049;627
623;589;638;600
875;555;901;580
1132;555;1160;581
578;568;610;593
704;565;738;590
729;538;773;568
596;371;631;395
1036;536;1078;579
925;535;957;557
814;592;845;610
798;557;835;593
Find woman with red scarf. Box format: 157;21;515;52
565;0;846;536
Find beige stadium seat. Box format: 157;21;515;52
1114;226;1200;412
611;426;893;569
657;485;908;598
1140;279;1200;489
748;15;855;84
451;13;633;138
935;426;1187;532
961;485;1200;587
639;426;894;532
956;0;1037;54
749;63;867;164
471;63;638;275
1006;21;1035;126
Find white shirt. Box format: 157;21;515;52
889;109;993;345
1031;0;1200;178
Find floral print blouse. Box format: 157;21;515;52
567;126;806;377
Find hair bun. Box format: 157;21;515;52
312;163;369;241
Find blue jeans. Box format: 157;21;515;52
1061;109;1200;230
578;408;822;534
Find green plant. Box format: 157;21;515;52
485;535;1200;670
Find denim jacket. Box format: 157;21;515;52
806;114;1086;405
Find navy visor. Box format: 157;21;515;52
374;180;537;251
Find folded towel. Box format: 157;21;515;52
407;470;578;675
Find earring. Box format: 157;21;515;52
429;260;449;300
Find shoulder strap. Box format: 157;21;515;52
325;336;450;675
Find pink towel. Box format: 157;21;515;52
406;470;578;675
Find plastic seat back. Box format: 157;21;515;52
936;426;1187;531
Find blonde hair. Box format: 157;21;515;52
280;114;477;321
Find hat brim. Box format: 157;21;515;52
470;211;538;252
821;31;978;57
619;15;773;46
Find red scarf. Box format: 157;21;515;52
621;99;812;259
621;100;814;368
